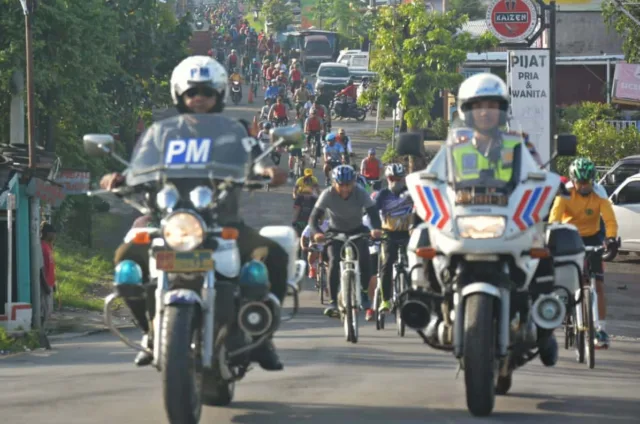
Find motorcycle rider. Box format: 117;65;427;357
335;78;358;117
416;72;559;363
229;69;243;98
309;165;383;317
227;48;239;72
373;164;413;320
100;56;288;371
549;157;619;349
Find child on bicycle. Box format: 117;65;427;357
301;215;330;280
549;157;619;349
309;165;382;317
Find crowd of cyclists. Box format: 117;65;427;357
194;0;615;351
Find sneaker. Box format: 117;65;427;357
595;330;610;349
378;300;391;313
365;309;375;321
308;266;317;279
134;334;153;367
324;301;339;318
250;339;283;371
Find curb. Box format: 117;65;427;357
48;325;136;342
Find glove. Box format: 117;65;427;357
605;237;618;249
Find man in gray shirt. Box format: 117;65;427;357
309;165;382;316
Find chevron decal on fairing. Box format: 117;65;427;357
414;185;450;229
513;186;552;230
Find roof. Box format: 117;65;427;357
318;62;348;68
466;52;625;66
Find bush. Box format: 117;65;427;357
555;102;640;176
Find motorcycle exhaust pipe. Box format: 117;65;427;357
400;299;431;330
531;294;566;330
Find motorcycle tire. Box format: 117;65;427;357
161;305;204;424
463;293;496;417
355;108;367;122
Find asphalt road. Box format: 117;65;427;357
2;92;640;424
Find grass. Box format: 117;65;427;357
0;328;40;353
244;12;265;32
359;128;394;140
54;239;113;311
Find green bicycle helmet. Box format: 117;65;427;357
569;157;596;182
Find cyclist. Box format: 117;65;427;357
310;165;382;317
268;95;289;126
292;192;317;237
323;133;346;186
360;148;383;190
301;213;330;280
336;128;353;163
549;157;619;349
304;109;323;153
375;164;413;316
362;188;381;321
294;168;320;198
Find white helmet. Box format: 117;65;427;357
385;163;405;178
457;73;509;125
170;56;228;110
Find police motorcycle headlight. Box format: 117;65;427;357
189;186;214;210
156;185;180;211
162;211;206;252
456;216;506;239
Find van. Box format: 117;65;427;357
301;35;333;72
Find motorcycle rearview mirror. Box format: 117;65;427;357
83;134;130;167
396;132;426;157
270;125;303;145
555;134;577;157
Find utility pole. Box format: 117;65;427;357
20;0;36;169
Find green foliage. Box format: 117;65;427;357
263;0;294;33
0;327;40;352
381;143;398;163
448;0;487;20
369;5;498;130
555;102;640;176
602;1;640;62
431;117;449;139
0;0;191;245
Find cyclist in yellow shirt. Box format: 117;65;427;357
293;168;320;199
549;157;619;349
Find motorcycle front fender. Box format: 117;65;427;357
164;289;204;308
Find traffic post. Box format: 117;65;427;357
485;0;557;168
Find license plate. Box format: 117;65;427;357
155;250;214;272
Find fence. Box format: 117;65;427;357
606;120;640;131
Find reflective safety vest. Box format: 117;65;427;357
451;134;522;182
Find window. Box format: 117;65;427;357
318;66;350;78
305;40;332;56
610;163;640;186
351;56;368;67
617;181;640;204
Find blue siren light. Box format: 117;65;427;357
114;260;143;285
239;260;269;286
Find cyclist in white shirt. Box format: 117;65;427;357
301;218;330;279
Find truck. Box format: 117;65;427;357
282;30;343;72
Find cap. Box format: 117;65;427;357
304;168;313;177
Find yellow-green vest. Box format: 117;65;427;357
451;135;522;182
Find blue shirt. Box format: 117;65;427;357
305;82;314;95
324;143;344;160
265;86;279;99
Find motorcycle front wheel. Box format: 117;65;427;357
161;305;203;424
463;293;496;417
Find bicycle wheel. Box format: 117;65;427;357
584;287;595;369
375;286;384;330
575;290;586;363
350;274;359;343
344;273;354;342
319;265;326;305
396;273;407;337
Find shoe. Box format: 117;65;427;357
365;309;374;321
361;292;371;309
250;339;283;371
308;266;317;279
595;330;610;349
324;301;339;318
539;334;559;367
378;300;391;313
134;334;153;367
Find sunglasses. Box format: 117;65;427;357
184;86;216;98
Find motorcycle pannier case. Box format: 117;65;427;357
259;226;299;281
546;223;585;296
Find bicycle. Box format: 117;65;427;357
373;239;409;334
561;245;607;369
309;243;329;304
324;232;370;344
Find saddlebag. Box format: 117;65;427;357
259;226;299;282
546;223;585;302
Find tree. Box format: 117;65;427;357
369;4;497;130
263;0;293;33
448;0;487;20
602;1;640;62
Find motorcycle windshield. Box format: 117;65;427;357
445;109;525;195
125;114;250;187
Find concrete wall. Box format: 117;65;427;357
556;12;624;56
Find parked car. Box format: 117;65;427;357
605;172;640;260
598;155;640;195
